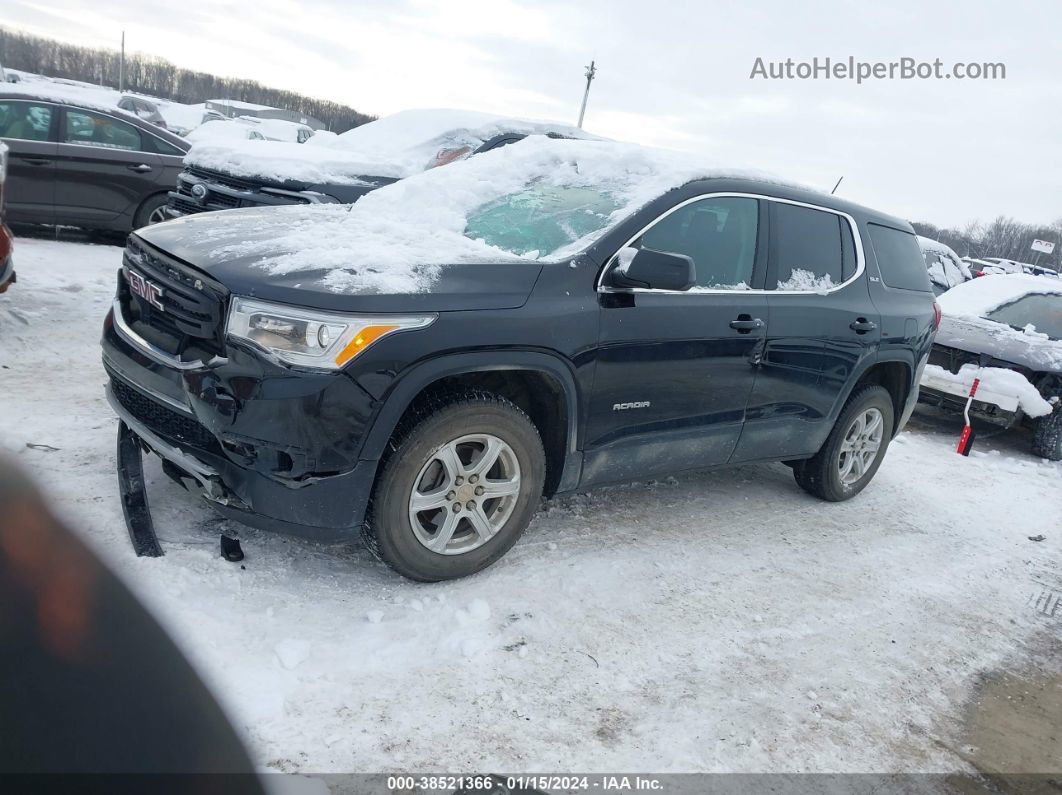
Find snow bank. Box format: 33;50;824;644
938;273;1062;320
922;364;1054;417
212;136;802;294
185;107;602;183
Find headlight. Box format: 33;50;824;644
226;297;435;370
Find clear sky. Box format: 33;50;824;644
6;0;1059;227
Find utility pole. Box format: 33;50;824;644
577;60;597;129
119;31;126;92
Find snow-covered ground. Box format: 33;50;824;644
1;234;1060;775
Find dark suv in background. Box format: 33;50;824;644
0;89;190;232
166;108;596;217
102;138;937;582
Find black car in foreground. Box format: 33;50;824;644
0;88;190;232
102;137;937;581
166;108;596;218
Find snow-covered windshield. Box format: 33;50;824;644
463;184;622;257
199;136;799;295
987;293;1062;340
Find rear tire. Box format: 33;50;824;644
365;392;545;582
1032;408;1062;461
133;194;170;230
794;385;894;502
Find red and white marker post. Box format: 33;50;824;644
956;370;983;456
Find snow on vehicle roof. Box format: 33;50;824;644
206;135;801;295
184;107;604;183
185;119;265;144
1;80;142;122
917;235;958;255
937;273;1062;320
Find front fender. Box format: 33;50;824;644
357;349;584;490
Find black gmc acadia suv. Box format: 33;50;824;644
102;138;937;581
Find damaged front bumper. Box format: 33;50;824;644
918;367;1020;423
103;304;383;551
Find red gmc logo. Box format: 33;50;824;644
126;269;164;310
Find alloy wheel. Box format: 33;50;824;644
407;434;521;555
837;407;884;486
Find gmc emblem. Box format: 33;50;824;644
126;269;164;310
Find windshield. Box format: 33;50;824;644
986;293;1062;339
463;183;622;257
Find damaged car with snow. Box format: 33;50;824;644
919;274;1062;459
165;108;598;218
103;136;937;581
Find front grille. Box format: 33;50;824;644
112;378;218;452
928;344;982;374
121;239;227;357
169;194;239;215
185;165;265;192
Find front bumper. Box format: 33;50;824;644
917;370;1019;427
102;303;382;540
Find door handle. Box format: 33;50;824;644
127;164;153;173
729;316;765;333
849;318;877;334
20;157;50;166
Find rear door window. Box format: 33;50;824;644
868;224;932;292
0;100;54;141
63;109;142;151
769;202;846;291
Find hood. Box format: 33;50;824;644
936;315;1062;373
185;140;395;186
134;208;543;314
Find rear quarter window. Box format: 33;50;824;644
868;223;932;292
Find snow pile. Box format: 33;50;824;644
938;273;1062;320
206;136;802;294
922;364;1054;417
185;107;602;184
777;268;835;293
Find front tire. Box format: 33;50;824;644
1032;408;1062;461
365;392;545;582
794;384;894;502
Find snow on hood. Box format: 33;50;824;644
184;107;602;184
935;274;1062;372
938;273;1062;320
195;135;801;295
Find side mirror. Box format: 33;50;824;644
608;247;696;291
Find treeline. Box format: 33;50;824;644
912;216;1061;271
0;27;375;132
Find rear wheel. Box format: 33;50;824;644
794;385;894;502
365;392;545;581
1032;408;1062;461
